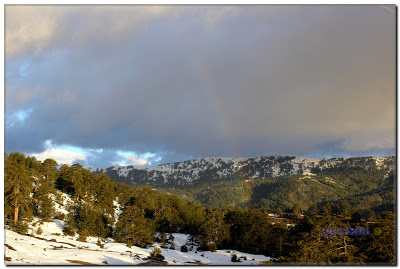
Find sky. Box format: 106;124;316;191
5;4;396;168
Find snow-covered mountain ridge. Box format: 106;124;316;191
88;156;394;187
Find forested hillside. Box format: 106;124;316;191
159;157;395;217
4;152;396;264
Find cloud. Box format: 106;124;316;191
124;155;151;166
30;140;87;165
5;5;396;167
339;131;395;152
110;151;160;166
6;6;182;59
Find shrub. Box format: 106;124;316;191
180;245;188;252
231;254;240;262
63;226;75;236
208;243;217;252
37;226;43;235
168;234;175;243
96;239;104;248
15;221;29;235
54;212;65;220
150;247;165;261
77;230;89;242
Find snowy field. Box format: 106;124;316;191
5;218;272;265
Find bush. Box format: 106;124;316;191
150;247;165;261
15;221;29;235
168;234;175;243
208;243;217;252
37;226;43;235
96;239;104;248
231;253;240;262
63;226;75;236
77;230;89;242
180;245;188;252
54;212;65;220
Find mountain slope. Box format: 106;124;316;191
5;222;271;265
89;156;393;188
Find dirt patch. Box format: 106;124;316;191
5;244;16;251
66;259;95;265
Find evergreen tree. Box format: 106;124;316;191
93;173;116;216
339;201;352;217
357;211;395;264
286;215;361;264
154;206;181;234
35;192;55;220
366;209;376;222
322;202;334;215
180;201;205;235
56;164;74;194
351;211;362;223
34;158;58;220
292;203;301;217
115;205;155;248
5;153;33;224
310;203;318;215
197;208;229;250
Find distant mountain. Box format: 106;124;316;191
88;156;394;188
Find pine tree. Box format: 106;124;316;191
154;206;181;234
34;159;58;220
358;211;395;264
310;203;318;215
292;203;301;217
5;153;33;224
286;215;361;264
115;205;155;248
36;192;55;220
56;164;74;194
322;202;334;216
366;209;376;222
339;201;352;217
197;208;229;251
93;173;116;216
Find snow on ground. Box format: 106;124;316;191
5;219;272;265
53;192;74;216
113;200;123;223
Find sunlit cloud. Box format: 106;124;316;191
112;150;158;166
30;140;87;165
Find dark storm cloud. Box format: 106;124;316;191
5;5;396;166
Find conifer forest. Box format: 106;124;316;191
4;152;396;265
